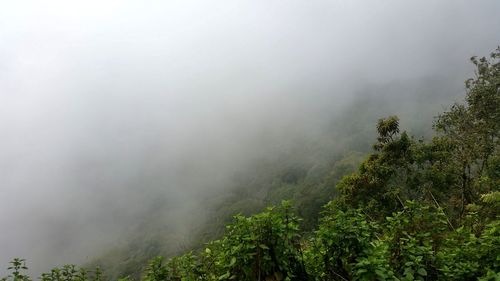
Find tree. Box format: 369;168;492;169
434;47;500;216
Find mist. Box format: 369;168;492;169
1;0;499;275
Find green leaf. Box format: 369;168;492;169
229;257;236;267
259;244;269;250
417;268;427;276
218;272;230;280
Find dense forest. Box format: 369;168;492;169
2;49;498;280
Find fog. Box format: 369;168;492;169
1;0;499;275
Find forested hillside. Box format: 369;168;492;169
2;49;498;280
84;73;465;281
82;78;463;280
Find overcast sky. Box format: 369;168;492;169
1;0;499;275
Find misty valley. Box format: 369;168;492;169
1;2;499;281
2;48;498;280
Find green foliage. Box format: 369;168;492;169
432;47;500;217
374;116;401;151
437;219;500;280
1;259;30;281
305;206;384;280
203;201;307;281
338;47;500;223
384;202;448;280
1;261;102;281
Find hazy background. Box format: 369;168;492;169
1;0;499;275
